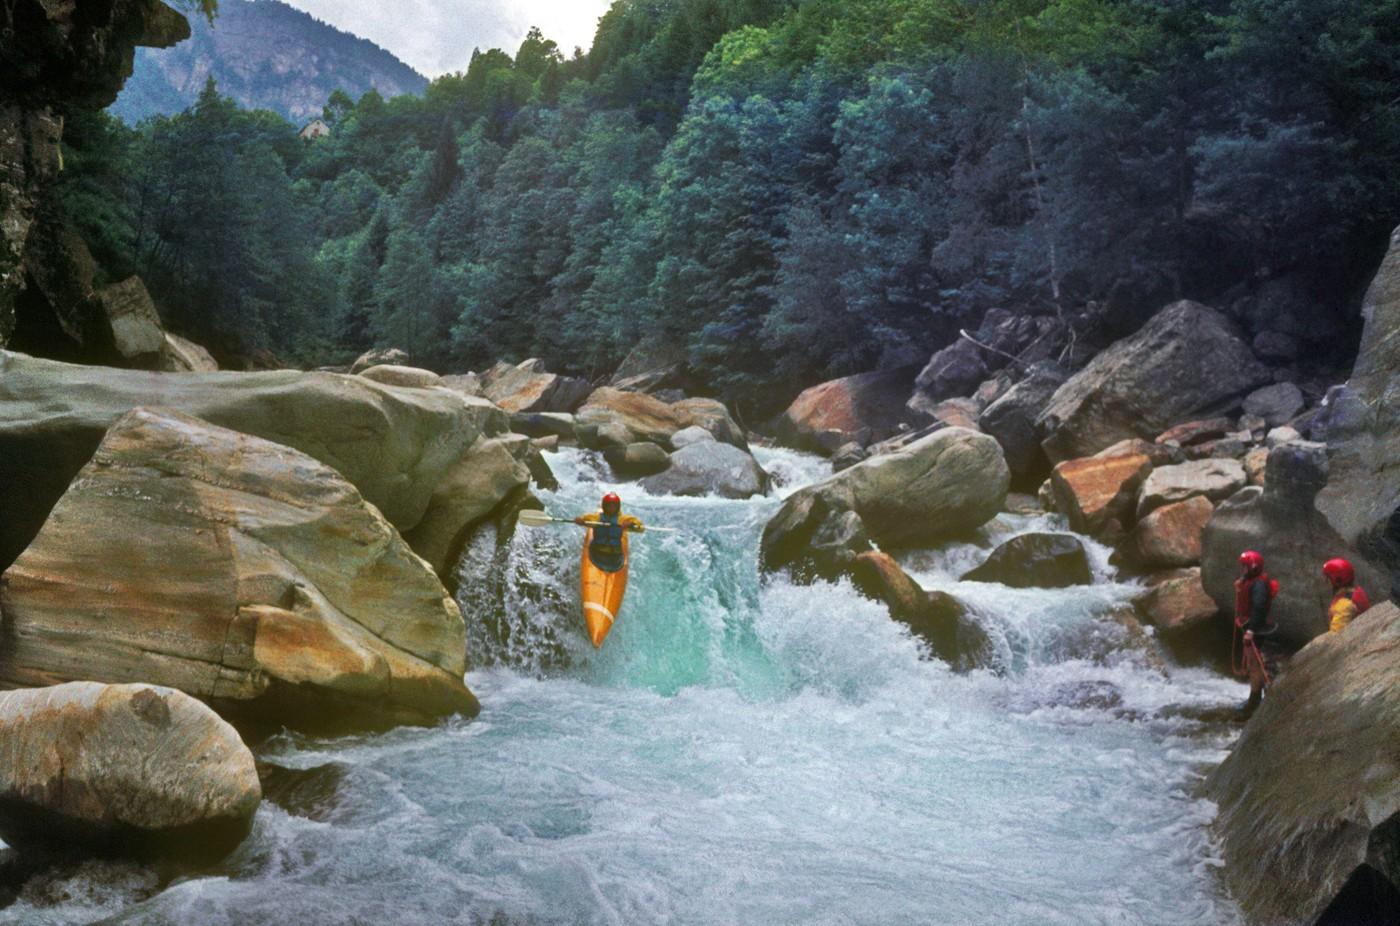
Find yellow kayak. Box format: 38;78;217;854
581;528;629;647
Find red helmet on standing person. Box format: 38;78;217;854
1322;558;1355;588
1239;550;1265;578
601;492;622;515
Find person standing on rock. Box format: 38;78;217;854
1234;551;1279;714
1323;558;1371;633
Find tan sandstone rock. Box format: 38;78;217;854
0;682;260;858
1050;452;1153;536
0;408;478;730
1131;495;1214;569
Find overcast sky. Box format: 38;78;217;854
281;0;613;77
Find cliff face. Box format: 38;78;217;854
112;0;428;124
0;0;189;346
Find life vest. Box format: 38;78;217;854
1352;585;1372;614
590;513;627;553
1234;573;1279;627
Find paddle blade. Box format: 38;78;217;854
517;509;562;528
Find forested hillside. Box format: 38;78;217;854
61;0;1400;415
110;0;427;123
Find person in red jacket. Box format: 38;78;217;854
1323;558;1371;633
1234;550;1278;714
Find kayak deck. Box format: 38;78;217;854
581;528;629;647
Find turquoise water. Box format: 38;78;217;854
2;448;1246;925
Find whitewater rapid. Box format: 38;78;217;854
2;446;1247;925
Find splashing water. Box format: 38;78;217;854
3;446;1247;925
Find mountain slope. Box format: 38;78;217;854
111;0;427;124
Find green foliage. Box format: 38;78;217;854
63;0;1400;409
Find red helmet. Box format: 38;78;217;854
1322;558;1355;588
601;492;621;514
1239;550;1264;577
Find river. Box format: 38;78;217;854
0;447;1246;925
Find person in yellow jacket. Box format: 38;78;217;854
574;492;644;573
1323;557;1372;633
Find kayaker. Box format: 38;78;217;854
1323;557;1371;633
575;492;644;573
1234;550;1279;714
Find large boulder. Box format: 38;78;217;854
0;351;500;570
639;441;769;499
604;442;673;478
609;337;688;394
1201;441;1386;646
1049;452;1152;536
763;428;1008;575
978;361;1067;483
1130;495;1213;569
961;533;1092;588
1206;602;1400;925
0;682;260;859
908;339;986;414
1038;301;1272;462
1241;382;1305;429
773;366;925;451
405;436;531;584
482;358;592;414
0;408;478;730
160;332;218;372
1315;225;1400;595
1;0;190;347
1135;567;1219;638
577;387;746;450
93;276;165;365
1136;458;1247;519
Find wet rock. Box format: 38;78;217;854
604;442;672;478
482;358;591;414
0;682;259;860
763;428;1008;575
1206;602;1400;925
1050;452;1153;536
850;552;959;658
357;364;442;389
350;347;409;374
1242;382;1305;428
1039;301;1272;462
639;441;768;499
0;408;478;730
961;533;1092;588
406;436;532;583
773;366;925;451
159;332;218;372
0;351;496;571
1136;459;1247;520
1130;495;1213;569
256;761;349;823
1134;567;1219;638
1201;442;1385;646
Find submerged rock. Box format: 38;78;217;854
0;351;500;571
1038;301;1272;462
0;408;478;731
0;682;260;860
1207;602;1400;925
850;552;965;661
961;533;1092;588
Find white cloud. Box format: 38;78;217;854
280;0;612;77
